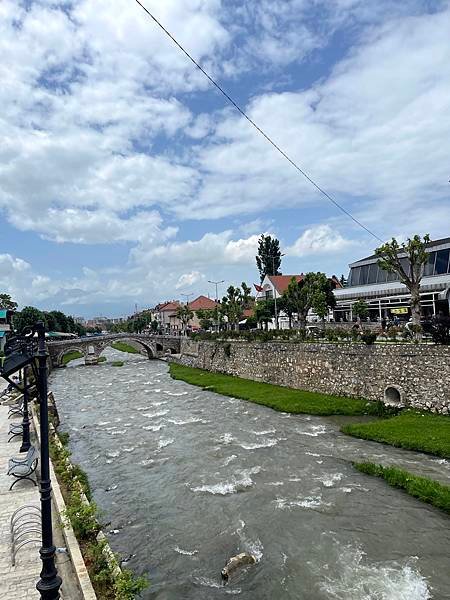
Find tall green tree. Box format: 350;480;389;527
352;299;369;323
282;273;336;329
13;306;45;333
176;305;194;335
0;293;18;311
221;283;252;330
255;234;282;284
375;234;430;326
254;299;274;330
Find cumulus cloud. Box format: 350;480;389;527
175;271;205;289
287;225;356;256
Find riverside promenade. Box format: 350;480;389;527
0;380;82;599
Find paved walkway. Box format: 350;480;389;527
0;381;83;599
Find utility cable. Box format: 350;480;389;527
134;0;384;243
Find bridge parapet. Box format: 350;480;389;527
47;334;181;367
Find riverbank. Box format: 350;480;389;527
169;363;385;416
354;462;450;514
342;412;450;458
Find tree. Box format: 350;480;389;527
352;299;369;323
0;293;18;311
221;283;252;330
282;273;336;329
254;299;274;330
196;308;216;331
176;305;194;335
375;234;430;326
255;234;282;284
13;306;45;333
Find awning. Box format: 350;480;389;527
0;309;7;319
0;331;5;338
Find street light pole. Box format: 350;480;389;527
208;280;224;332
35;321;62;600
19;366;31;453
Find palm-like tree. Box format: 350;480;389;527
176;305;194;335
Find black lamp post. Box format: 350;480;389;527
35;321;62;599
0;321;62;599
19;366;31;453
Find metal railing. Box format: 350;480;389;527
10;504;41;566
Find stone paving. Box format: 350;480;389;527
0;381;83;599
0;387;42;598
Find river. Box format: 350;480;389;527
49;348;450;600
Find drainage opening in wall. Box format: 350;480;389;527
384;385;404;406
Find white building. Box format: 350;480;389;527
334;237;450;322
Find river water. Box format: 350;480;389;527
50;348;450;600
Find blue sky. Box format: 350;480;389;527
1;0;449;317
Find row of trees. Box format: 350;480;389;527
10;305;95;336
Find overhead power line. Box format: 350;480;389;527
134;0;384;244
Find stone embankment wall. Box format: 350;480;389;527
177;339;450;414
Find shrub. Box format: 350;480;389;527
114;570;148;600
361;329;377;345
64;492;99;539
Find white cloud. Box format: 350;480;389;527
175;271;205;289
287;225;356;256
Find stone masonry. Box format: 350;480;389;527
178;339;450;414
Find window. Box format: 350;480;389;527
399;257;410;278
434;249;450;275
367;263;378;284
387;270;398;282
424;252;436;276
359;265;369;285
376;266;388;283
351;267;361;286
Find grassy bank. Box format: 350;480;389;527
50;431;148;598
342;412;450;458
169;363;387;416
62;350;84;365
354;462;450;514
111;341;140;354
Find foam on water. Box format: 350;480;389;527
319;472;343;487
142;424;164;432
174;546;198;556
167;417;206;425
163;390;188;396
239;438;278;450
318;545;431;600
223;455;237;466
298;424;327;437
190;467;261;496
274;495;326;509
142;410;169;418
158;438;174;450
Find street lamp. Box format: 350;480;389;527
264;253;285;329
0;322;62;599
208;280;224;332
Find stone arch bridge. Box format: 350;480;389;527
47;334;181;367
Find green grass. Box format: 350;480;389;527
169;363;386;416
62;350;84;365
111;341;139;354
354;462;450;514
111;360;124;367
342;412;450;458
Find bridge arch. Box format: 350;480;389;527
57;346;87;367
98;337;156;360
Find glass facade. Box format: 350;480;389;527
348;249;450;287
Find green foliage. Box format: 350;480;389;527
0;293;18;310
98;356;107;363
361;329;377;345
375;234;430;324
255;234;282;283
196;308;217;330
111;342;140;354
62;350;84;365
282;273;335;328
64;492;99;539
112;361;124;367
352;299;369;320
342;411;450;458
221;283;252;330
176;305;194;333
114;570;148;600
354;462;450;514
254;299;274;327
170;363;381;416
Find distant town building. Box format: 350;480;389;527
188;295;218;330
334;237;450;321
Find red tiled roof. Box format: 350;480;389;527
188;295;218;311
268;275;303;294
159;301;180;312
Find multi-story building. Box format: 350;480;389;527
334;237;450;322
0;309;14;352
